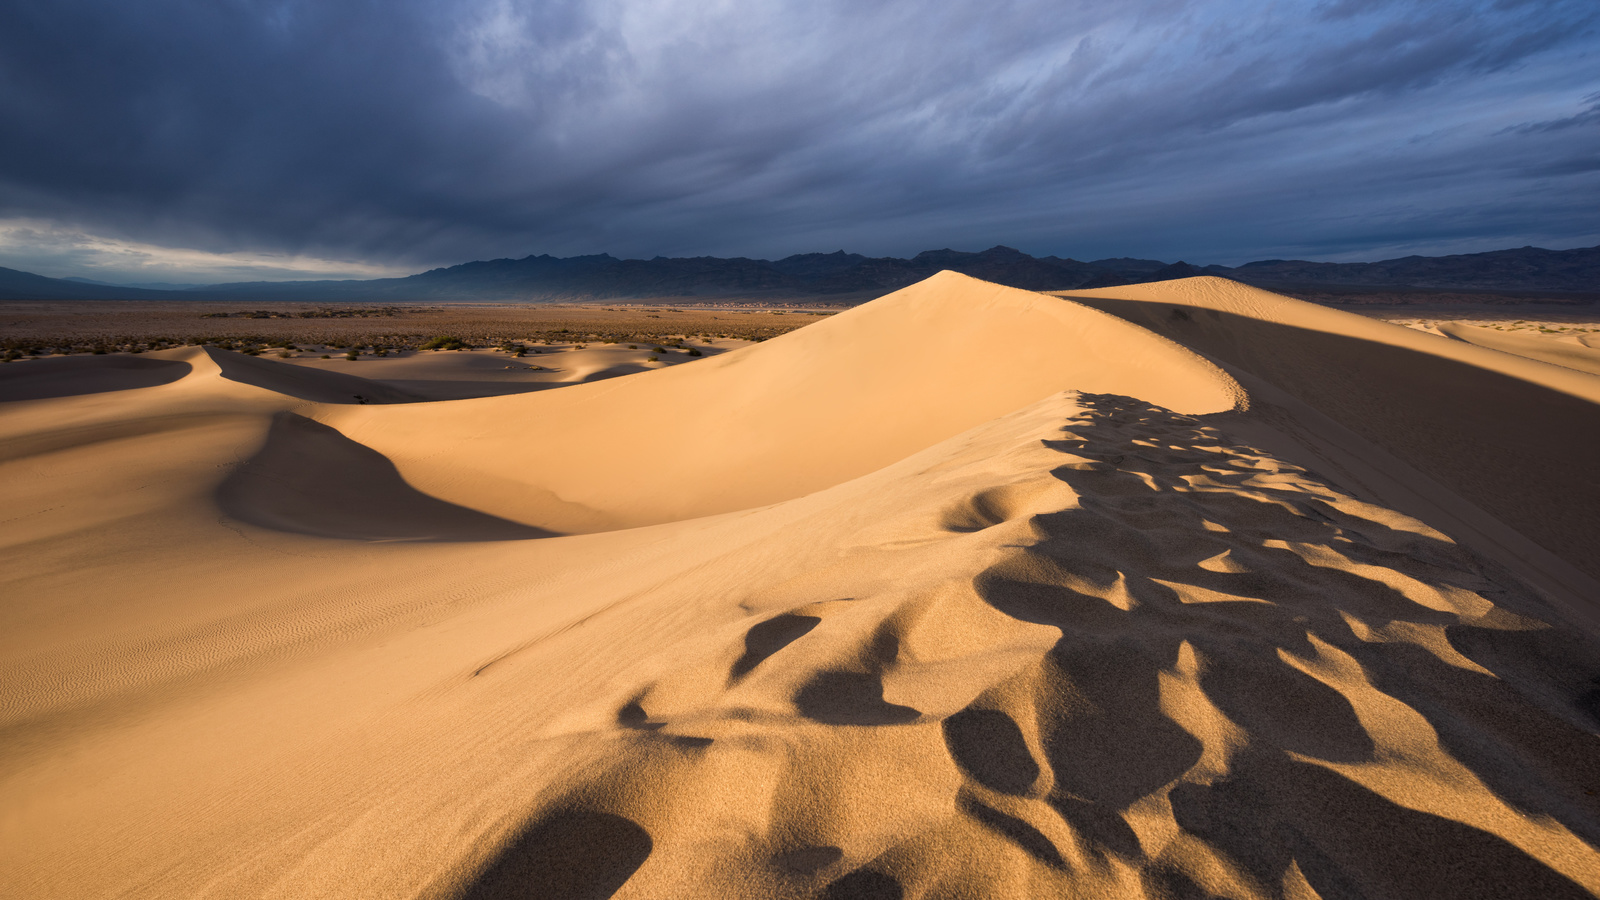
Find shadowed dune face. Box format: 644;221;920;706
0;355;189;402
217;411;554;541
207;347;428;404
463;394;1600;899
1059;280;1600;581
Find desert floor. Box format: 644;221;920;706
0;300;831;354
3;273;1599;899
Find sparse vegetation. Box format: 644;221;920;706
0;302;837;357
421;335;468;351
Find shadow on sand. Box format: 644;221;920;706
0;355;189;402
217;412;554;541
456;809;651;900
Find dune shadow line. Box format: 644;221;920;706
216;412;556;542
0;355;189;402
209;348;428;404
730;613;821;680
457;809;651;900
1065;295;1600;580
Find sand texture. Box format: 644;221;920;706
2;273;1598;899
1432;322;1600;377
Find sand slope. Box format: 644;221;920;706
1055;278;1600;589
318;271;1242;532
432;393;1600;900
2;273;1598;900
0;353;190;402
209;347;431;404
1434;321;1600;376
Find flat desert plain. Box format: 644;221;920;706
3;273;1600;899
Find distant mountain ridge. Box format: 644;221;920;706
2;243;1596;303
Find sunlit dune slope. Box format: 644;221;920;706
432;393;1600;900
1056;277;1600;582
3;272;1600;900
1434;321;1600;377
316;271;1241;532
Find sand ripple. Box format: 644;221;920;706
440;395;1600;899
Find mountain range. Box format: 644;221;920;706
2;243;1596;303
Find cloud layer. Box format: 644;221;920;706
1;0;1596;280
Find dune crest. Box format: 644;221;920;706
318;271;1243;532
1056;276;1600;598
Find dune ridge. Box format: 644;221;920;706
316;271;1243;532
208;346;431;404
1433;321;1600;377
1;273;1597;899
1055;277;1600;590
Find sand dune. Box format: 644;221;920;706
445;393;1599;899
209;347;431;404
1434;321;1600;376
318;272;1242;532
2;273;1598;899
1055;278;1600;592
269;340;746;401
217;411;555;541
0;353;190;402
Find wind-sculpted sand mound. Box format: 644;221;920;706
317;271;1242;532
206;345;430;403
217;412;554;541
425;394;1600;900
2;274;1598;899
0;353;190;402
1055;277;1600;589
1434;321;1600;376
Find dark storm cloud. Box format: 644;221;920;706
0;0;1596;278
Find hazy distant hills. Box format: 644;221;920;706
1231;244;1600;293
3;243;1596;303
180;246;1169;302
0;266;192;300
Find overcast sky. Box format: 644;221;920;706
1;0;1597;283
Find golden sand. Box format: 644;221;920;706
2;273;1597;898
